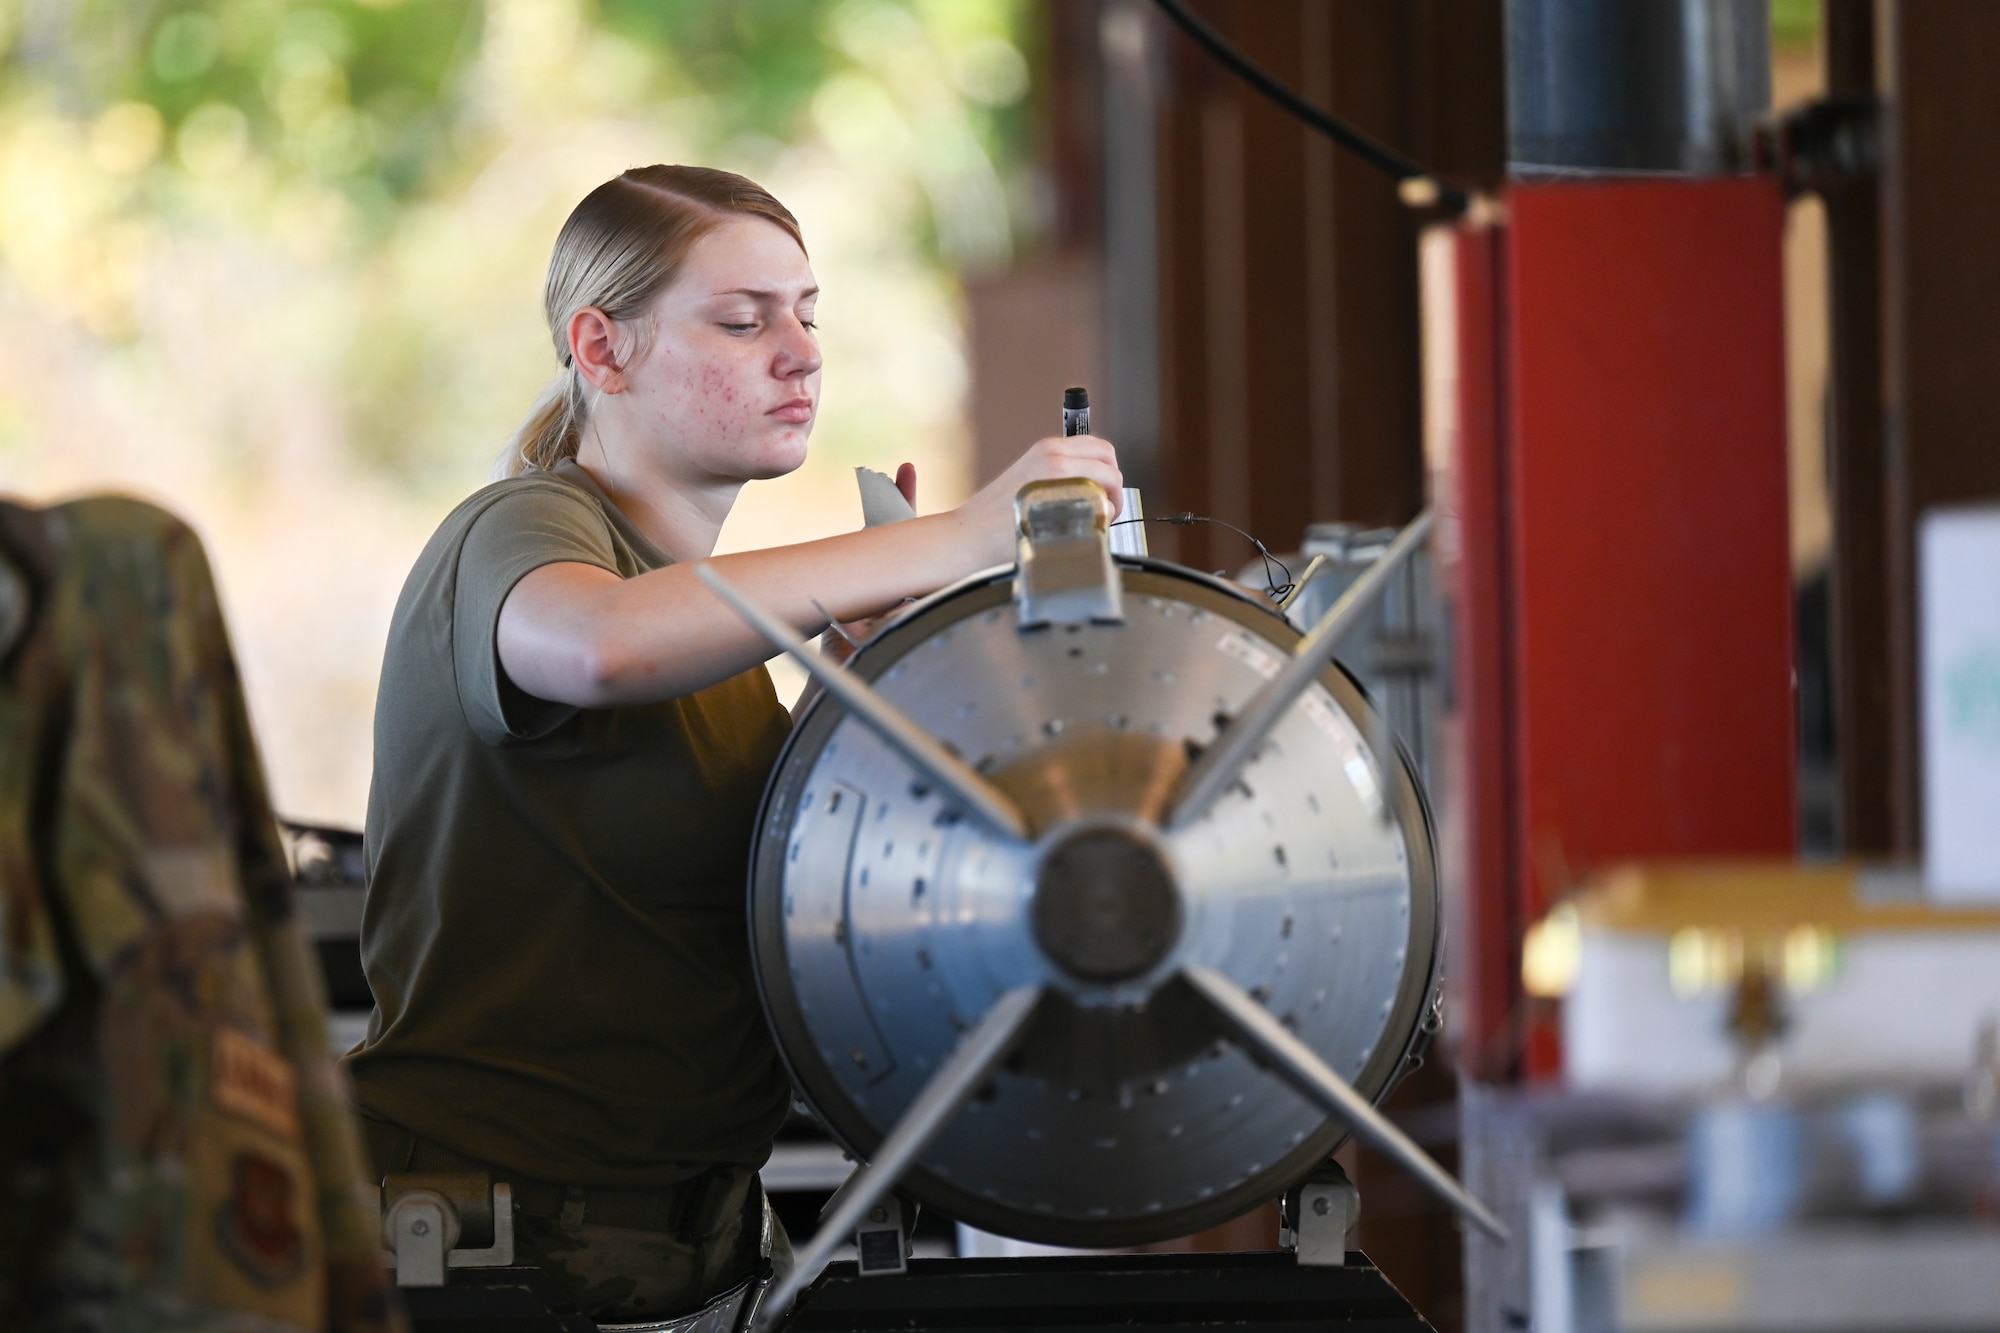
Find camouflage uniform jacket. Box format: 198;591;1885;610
0;495;404;1333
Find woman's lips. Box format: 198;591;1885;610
770;399;815;424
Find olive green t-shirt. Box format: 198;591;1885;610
345;459;793;1189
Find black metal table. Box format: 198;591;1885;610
400;1252;1433;1332
784;1253;1434;1332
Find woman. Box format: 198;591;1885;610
345;164;1120;1323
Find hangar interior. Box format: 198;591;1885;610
6;2;2000;1332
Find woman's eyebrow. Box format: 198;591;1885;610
710;286;820;301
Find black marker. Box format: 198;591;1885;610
1065;386;1149;557
1063;386;1090;438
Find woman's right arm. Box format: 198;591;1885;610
496;435;1121;709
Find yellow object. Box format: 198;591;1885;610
1522;903;1581;998
1573;861;2000;934
1523;860;2000;1000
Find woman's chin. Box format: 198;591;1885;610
742;431;811;480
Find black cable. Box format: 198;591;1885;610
1148;0;1469;216
1112;513;1296;603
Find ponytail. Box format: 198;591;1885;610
502;365;590;477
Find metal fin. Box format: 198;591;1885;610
1183;964;1508;1242
1165;509;1434;832
696;564;1030;842
760;985;1047;1325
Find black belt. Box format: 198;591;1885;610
509;1169;749;1238
360;1112;753;1241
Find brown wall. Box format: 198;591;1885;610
1151;0;1504;570
1878;0;2000;852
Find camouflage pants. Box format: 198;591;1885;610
359;1116;789;1326
515;1193;791;1326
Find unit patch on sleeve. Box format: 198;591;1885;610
210;1025;302;1143
213;1149;308;1287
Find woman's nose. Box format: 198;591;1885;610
775;317;822;378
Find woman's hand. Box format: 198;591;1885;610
949;435;1123;567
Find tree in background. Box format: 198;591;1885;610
0;0;1037;823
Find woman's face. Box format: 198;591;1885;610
615;215;820;486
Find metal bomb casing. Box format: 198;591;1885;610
747;487;1441;1248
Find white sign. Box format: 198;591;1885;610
1922;506;2000;900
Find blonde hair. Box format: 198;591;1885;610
503;164;806;476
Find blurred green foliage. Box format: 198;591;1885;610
3;1;484;221
0;0;1035;493
0;0;1031;243
598;1;846;150
592;0;1030;170
0;0;1036;822
1771;0;1820;52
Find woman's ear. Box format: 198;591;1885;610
568;307;627;394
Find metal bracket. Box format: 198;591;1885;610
1108;487;1149;557
819;1176;916;1279
1279;1161;1360;1268
1013;479;1123;628
379;1173;515;1287
1755;94;1880;196
854;1199;909;1277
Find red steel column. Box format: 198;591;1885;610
1449;178;1800;1080
1507;179;1798;1077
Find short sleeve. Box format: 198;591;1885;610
453;482;620;744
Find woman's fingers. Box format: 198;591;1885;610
1030;434;1117;466
951;434;1125;566
894;462;917;510
1024;438;1119;482
1024;438;1122;515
